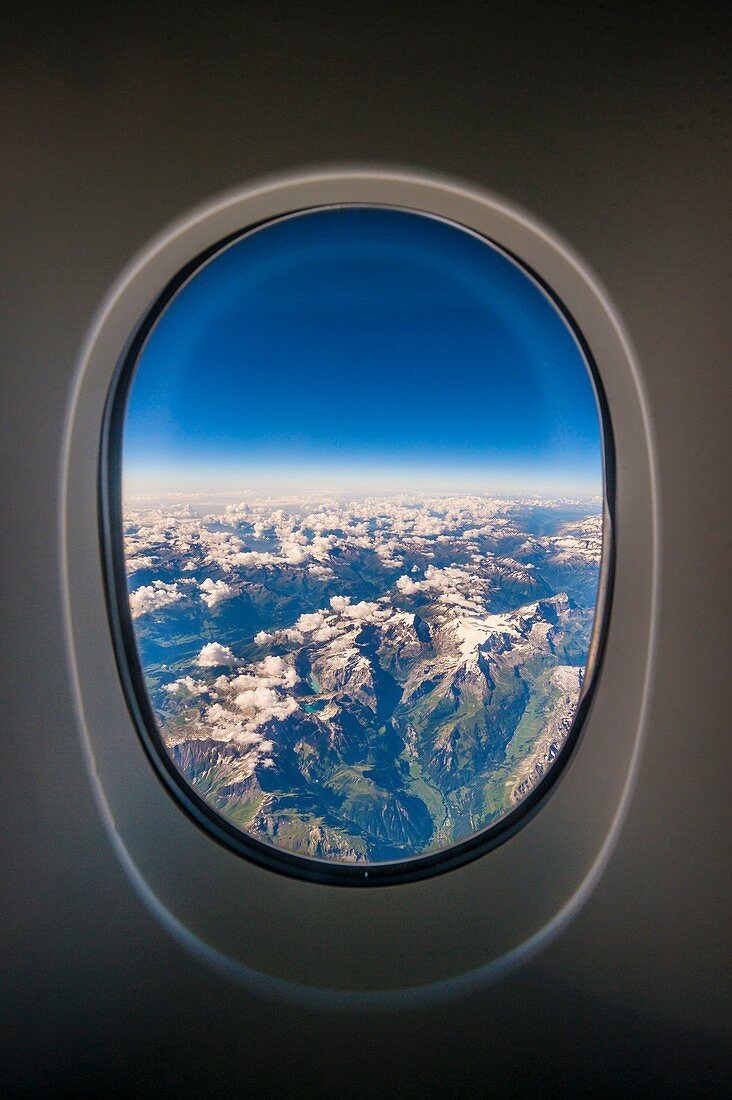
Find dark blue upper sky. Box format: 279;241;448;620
124;206;604;496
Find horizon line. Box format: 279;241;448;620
122;486;604;503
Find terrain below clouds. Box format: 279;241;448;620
124;493;602;862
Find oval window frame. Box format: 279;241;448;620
101;204;615;887
62;167;657;1004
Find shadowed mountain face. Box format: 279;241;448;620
125;493;602;863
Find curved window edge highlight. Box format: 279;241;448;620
99;203;615;887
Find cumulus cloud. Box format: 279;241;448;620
396;565;479;601
199;578;236;608
261;655;298;688
279;540;310;565
224;501;252;523
234;686;298;726
330;595;381;621
349;601;381;621
228;655;297;692
126;554;154;574
227;672;260;691
296;610;328;633
259;654;289;677
312;624;338;642
230;550;277;568
198;649;302;734
235;685;280;711
308;564;334;579
129;581;184;619
329;595;351;613
165;676;209;696
396;575;420;595
196;642;242;668
254;630;273;645
310;534;336;560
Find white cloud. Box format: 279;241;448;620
310;534;336;560
129;581;184;619
234;685;280;711
259;655;298;688
228;655;297;692
234;686;298;726
312;624;338;642
396;575;420;595
165;676;209;696
224;502;252;522
126;554;153;574
347;600;381;621
279;540;310;565
254;630;273;645
196;642;242;668
259;654;289;677
227;673;261;691
308;564;333;579
295;610;327;633
199;578;236;608
330;594;381;621
230;550;277;568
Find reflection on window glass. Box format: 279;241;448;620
121;207;605;867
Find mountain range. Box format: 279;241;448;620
124;492;602;862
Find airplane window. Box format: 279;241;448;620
106;205;610;883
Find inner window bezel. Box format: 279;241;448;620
99;202;616;888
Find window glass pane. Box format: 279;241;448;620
119;206;606;869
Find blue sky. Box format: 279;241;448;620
123;206;603;496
